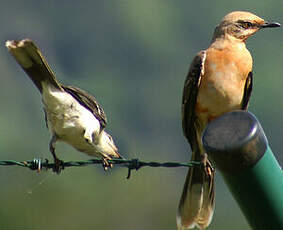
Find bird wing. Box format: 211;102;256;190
178;50;215;229
182;51;206;150
62;86;107;130
241;71;253;110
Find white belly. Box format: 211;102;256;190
41;84;101;155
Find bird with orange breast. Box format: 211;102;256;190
177;11;280;230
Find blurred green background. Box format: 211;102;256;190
0;1;282;230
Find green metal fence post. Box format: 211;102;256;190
202;110;283;230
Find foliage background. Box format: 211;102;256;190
0;1;282;230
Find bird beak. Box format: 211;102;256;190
261;21;281;28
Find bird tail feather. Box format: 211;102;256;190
6;39;62;93
177;151;215;230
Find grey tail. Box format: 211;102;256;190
6;39;62;93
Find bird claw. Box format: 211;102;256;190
201;153;214;177
52;158;64;174
102;158;113;171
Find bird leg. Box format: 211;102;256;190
49;135;64;174
201;153;214;177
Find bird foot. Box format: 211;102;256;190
201;153;214;177
102;158;113;171
52;158;64;174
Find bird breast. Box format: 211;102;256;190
196;45;252;125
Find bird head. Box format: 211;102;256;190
213;11;280;42
98;131;121;159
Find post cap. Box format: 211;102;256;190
202;111;268;172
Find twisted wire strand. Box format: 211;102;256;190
0;158;201;179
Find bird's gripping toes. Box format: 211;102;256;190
178;11;280;230
6;39;122;173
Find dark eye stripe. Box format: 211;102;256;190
236;20;257;29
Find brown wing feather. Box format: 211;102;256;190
241;71;253;110
178;51;215;230
62;86;107;129
182;51;206;150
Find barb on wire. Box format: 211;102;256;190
0;158;201;179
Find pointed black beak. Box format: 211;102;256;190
261;22;281;28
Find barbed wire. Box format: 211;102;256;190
0;158;201;179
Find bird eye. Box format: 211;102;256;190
107;134;113;142
241;21;253;29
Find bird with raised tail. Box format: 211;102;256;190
178;11;280;229
6;39;122;173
